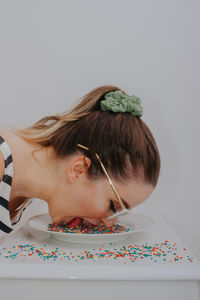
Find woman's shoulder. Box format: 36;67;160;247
0;145;5;182
0;129;15;179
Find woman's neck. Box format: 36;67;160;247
0;129;59;214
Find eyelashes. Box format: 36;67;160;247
109;199;116;213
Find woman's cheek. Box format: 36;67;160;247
87;198;109;218
77;195;98;216
90;194;109;216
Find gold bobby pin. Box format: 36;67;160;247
76;144;128;215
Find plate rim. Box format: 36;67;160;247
27;212;154;237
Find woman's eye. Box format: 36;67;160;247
109;199;116;213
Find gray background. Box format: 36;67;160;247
0;0;199;255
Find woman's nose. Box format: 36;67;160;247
100;217;117;227
83;217;117;227
83;218;100;225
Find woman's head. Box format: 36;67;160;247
12;85;161;226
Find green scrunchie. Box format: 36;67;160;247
100;90;143;117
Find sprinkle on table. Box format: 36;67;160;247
0;241;195;264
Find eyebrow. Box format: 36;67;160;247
112;197;130;209
121;198;130;209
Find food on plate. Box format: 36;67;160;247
47;217;130;234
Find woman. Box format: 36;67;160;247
0;85;160;238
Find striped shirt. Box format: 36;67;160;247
0;135;33;238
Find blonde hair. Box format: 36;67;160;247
11;85;124;144
11;85;161;186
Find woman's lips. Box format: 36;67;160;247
66;217;83;227
64;217;97;227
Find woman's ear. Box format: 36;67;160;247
67;156;91;183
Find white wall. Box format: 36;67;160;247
0;0;199;251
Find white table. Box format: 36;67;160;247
0;201;199;300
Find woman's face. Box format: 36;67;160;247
47;155;154;227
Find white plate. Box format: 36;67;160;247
27;212;154;244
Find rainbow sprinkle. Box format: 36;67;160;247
47;222;130;234
0;241;196;264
